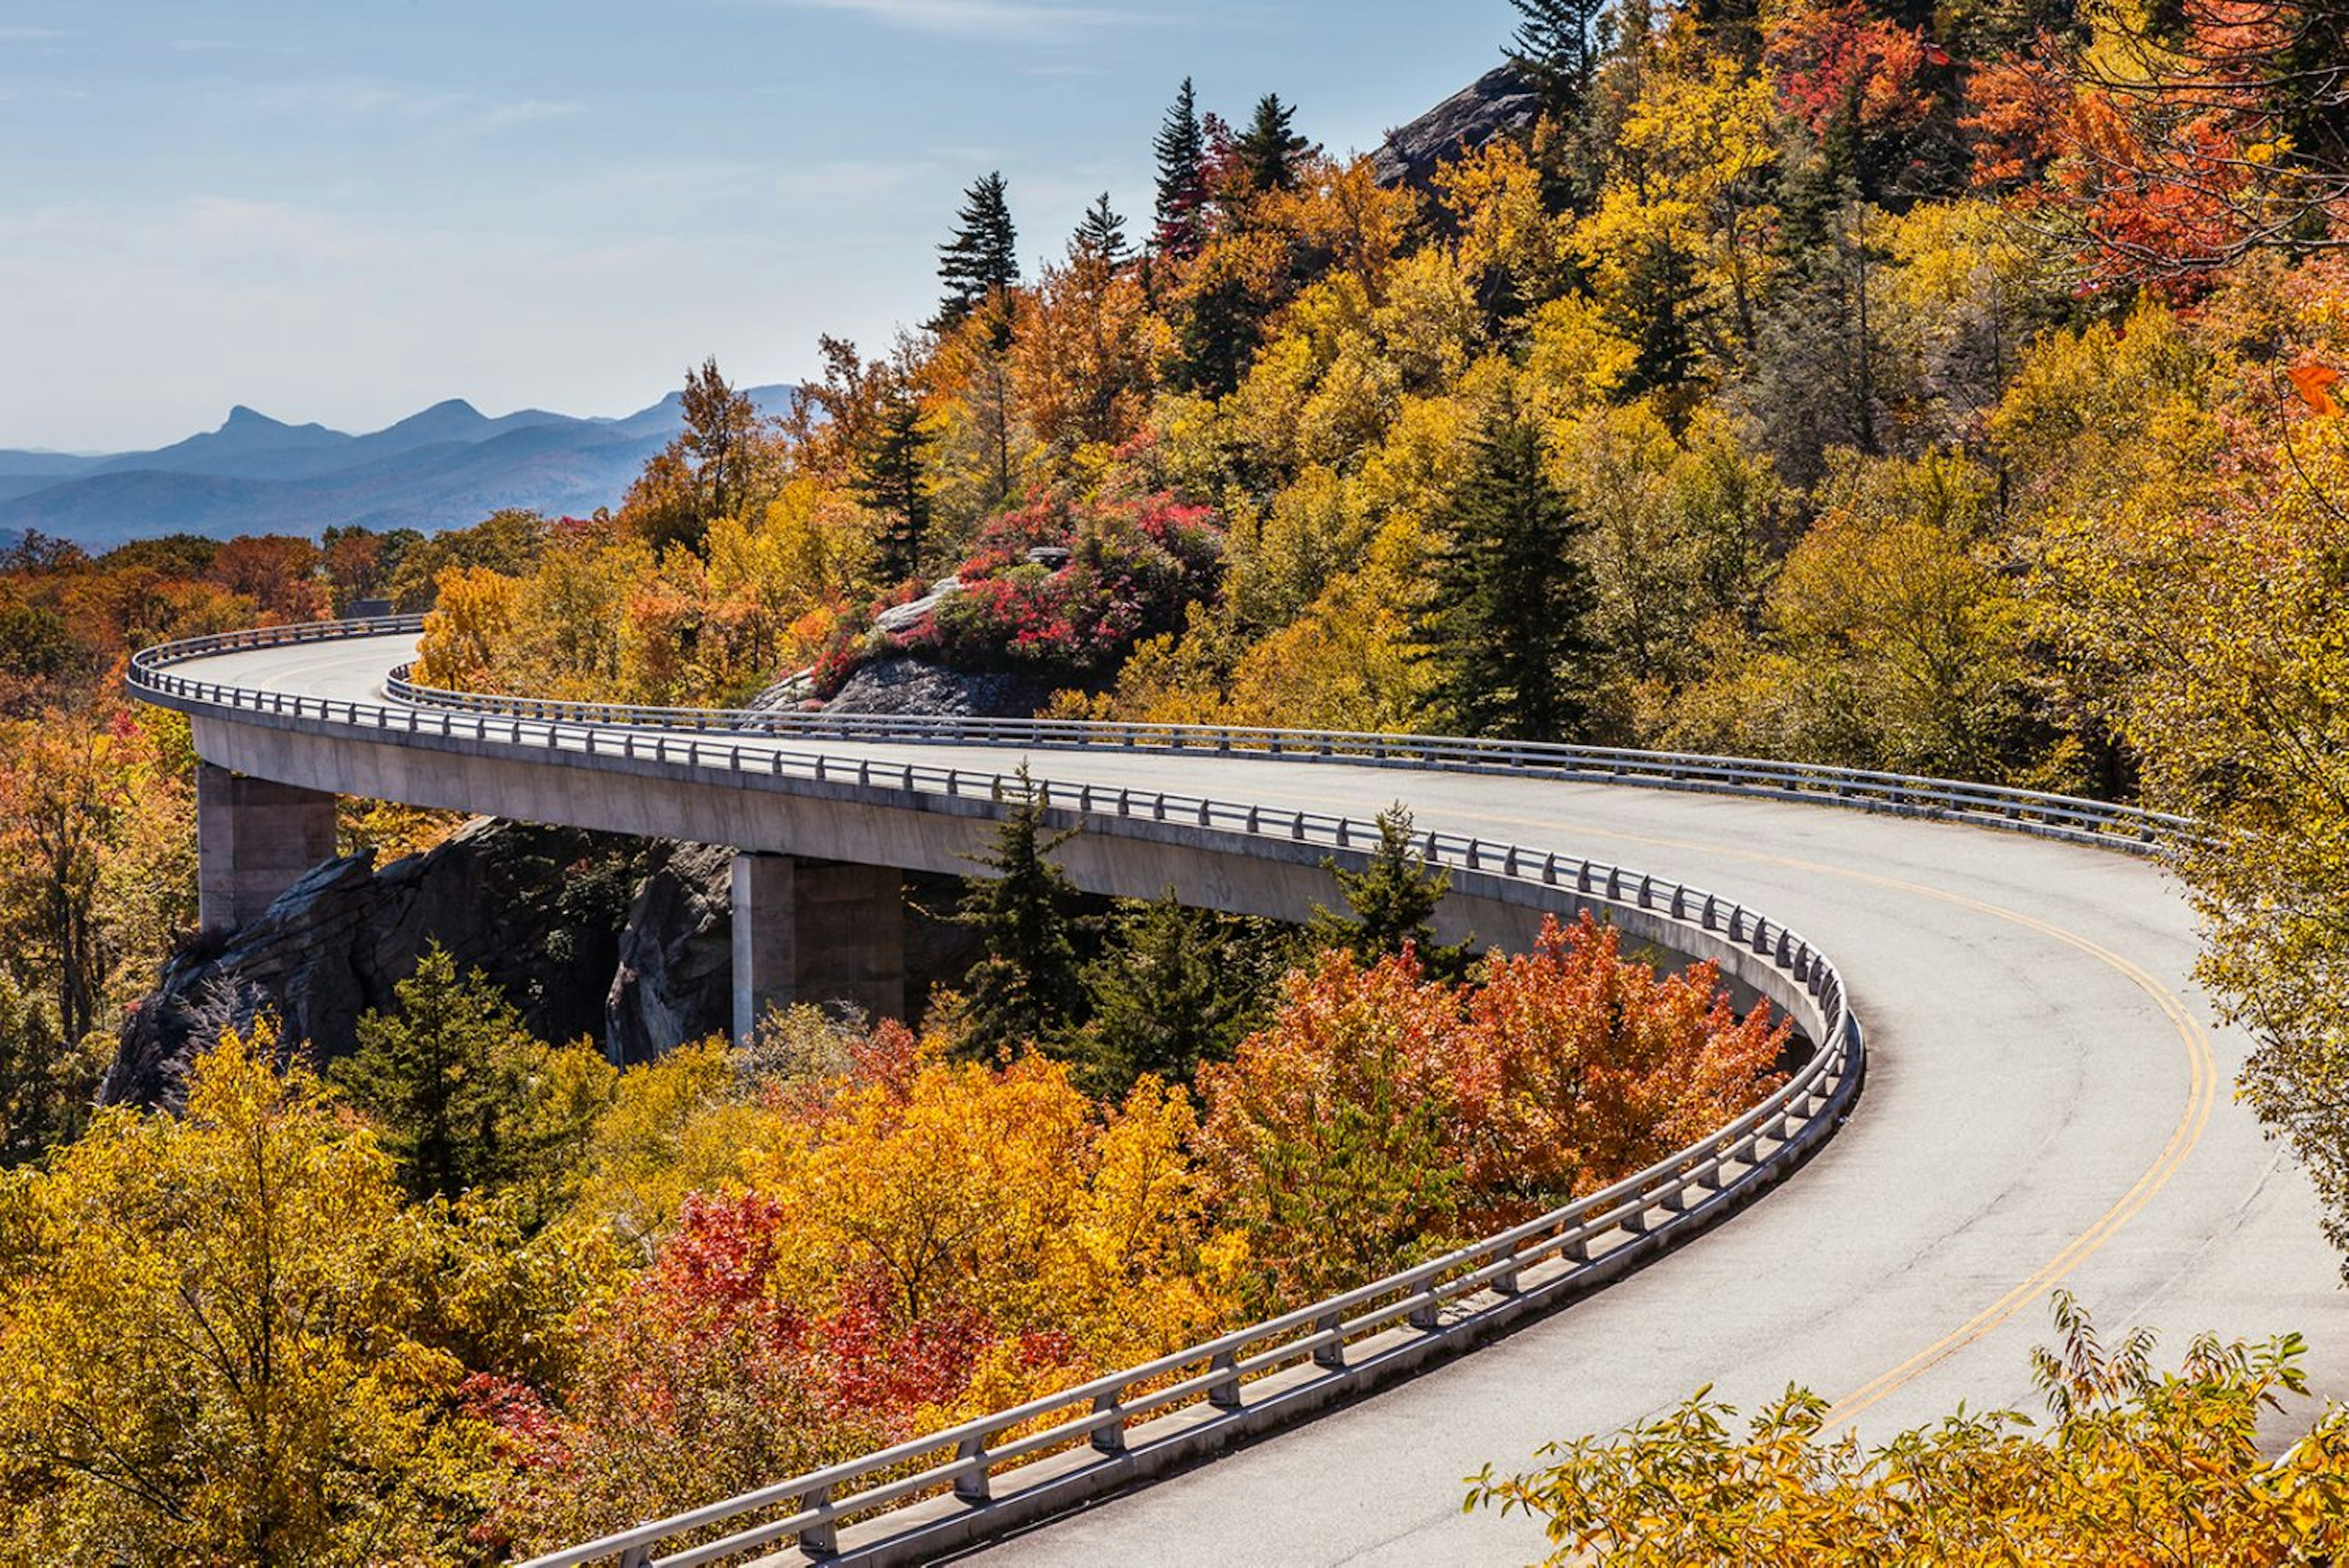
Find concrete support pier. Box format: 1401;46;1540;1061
196;762;339;934
731;853;906;1040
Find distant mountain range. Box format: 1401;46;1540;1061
0;385;800;549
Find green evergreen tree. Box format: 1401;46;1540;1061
853;386;933;584
933;170;1020;334
1615;231;1710;404
328;944;536;1203
0;967;76;1165
1072;191;1133;267
1078;890;1289;1097
1233;93;1310;195
957;768;1087;1058
1307;806;1478;979
1506;0;1609;121
1151;78;1209;261
1414;392;1600;743
1171;266;1263;398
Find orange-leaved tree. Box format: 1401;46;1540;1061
483;1023;1247;1548
1199;912;1788;1304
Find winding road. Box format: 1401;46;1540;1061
135;626;2347;1567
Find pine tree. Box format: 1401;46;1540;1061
1307;806;1479;979
1072;191;1132;267
933;171;1020;334
853;387;932;584
1151;78;1209;261
328;943;535;1203
1171;266;1262;398
1079;890;1287;1096
1506;0;1609;121
1616;231;1709;403
1234;93;1310;195
957;768;1087;1058
1414;392;1599;743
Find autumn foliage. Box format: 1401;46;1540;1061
1200;916;1788;1299
1469;1293;2349;1566
4;0;2349;1555
0;902;1787;1557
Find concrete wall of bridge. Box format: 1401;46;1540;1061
188;710;1761;1035
195;762;340;934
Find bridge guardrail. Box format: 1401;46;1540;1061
376;662;2183;856
126;615;2186;852
124;615;2128;1566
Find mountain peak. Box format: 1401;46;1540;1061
222;404;286;429
381;398;491;440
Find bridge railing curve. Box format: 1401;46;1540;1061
377;662;2182;856
122;617;2162;1567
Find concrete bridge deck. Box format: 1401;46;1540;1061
139;628;2347;1567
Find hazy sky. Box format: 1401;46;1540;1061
0;1;1515;451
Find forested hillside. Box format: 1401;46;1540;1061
4;0;2349;1556
404;0;2349;1290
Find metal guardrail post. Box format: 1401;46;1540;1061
1091;1391;1127;1454
1207;1350;1242;1410
1311;1311;1346;1370
954;1435;990;1504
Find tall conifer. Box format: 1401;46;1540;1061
1234;93;1309;195
853;388;932;585
957;768;1086;1057
1072;191;1132;267
1414;392;1598;743
1507;0;1608;120
933;171;1020;333
328;945;535;1203
1151;78;1209;261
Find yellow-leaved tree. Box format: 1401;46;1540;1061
0;1027;563;1564
1468;1294;2349;1566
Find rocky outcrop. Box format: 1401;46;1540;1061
109;820;1017;1107
106;820;668;1109
604;842;735;1066
1371;64;1541;192
826;655;1053;719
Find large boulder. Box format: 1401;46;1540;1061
108;821;1008;1107
106;820;658;1109
1370;64;1541;193
604;842;735;1066
825;655;1053;719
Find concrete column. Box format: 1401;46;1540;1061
732;853;905;1041
196;762;340;934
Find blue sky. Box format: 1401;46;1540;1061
0;1;1515;451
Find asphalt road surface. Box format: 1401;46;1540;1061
169;634;2349;1567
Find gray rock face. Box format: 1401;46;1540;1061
109;821;1032;1107
1371;64;1540;191
604;842;735;1066
106;820;678;1109
825;655;1052;719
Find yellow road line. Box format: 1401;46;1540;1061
1466;809;2219;1423
1107;767;2223;1423
1816;898;2215;1426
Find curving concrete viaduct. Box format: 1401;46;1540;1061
133;624;2347;1567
